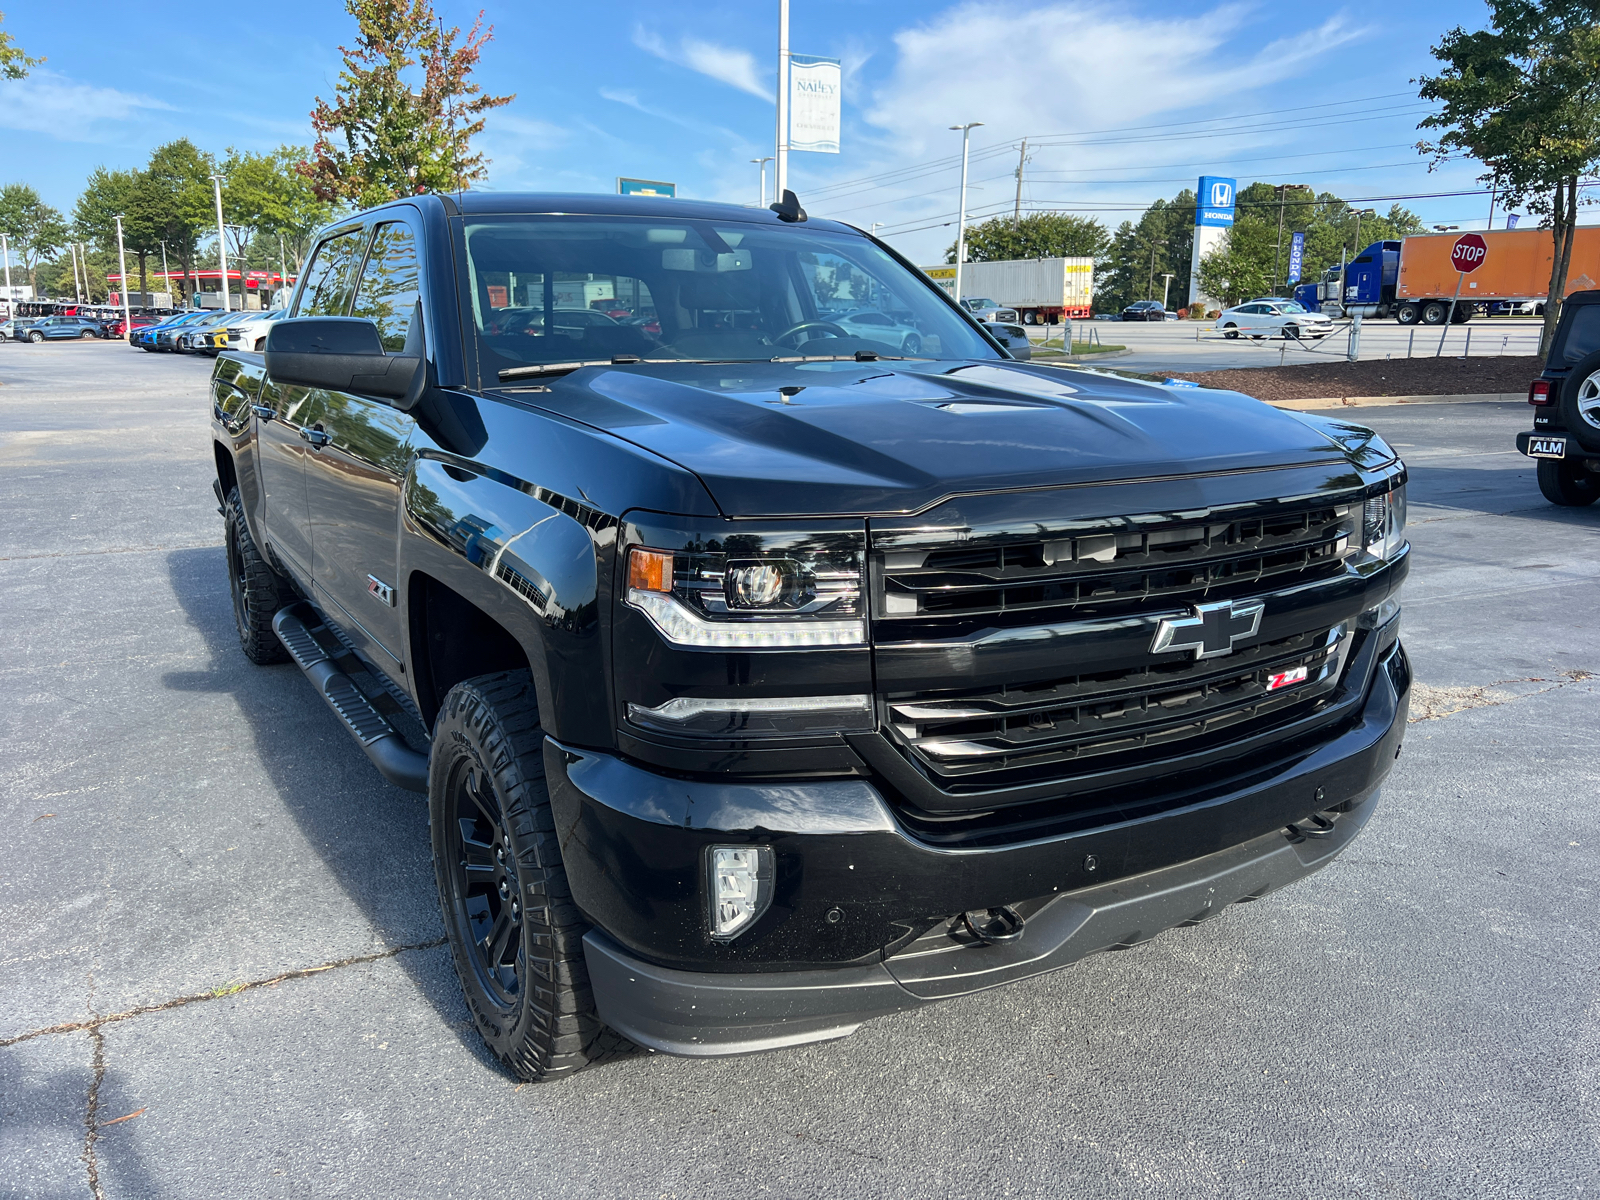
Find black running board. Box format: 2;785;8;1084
272;605;429;793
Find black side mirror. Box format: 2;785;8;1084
264;317;421;404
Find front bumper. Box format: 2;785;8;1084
551;632;1410;1057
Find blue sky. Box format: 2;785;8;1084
0;0;1513;264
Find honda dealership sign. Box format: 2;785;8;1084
789;56;842;154
1190;175;1238;307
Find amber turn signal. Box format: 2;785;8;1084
628;548;674;593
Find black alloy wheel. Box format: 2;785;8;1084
1284;324;1301;340
430;673;631;1081
224;486;291;663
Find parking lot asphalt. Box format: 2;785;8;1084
1031;315;1546;375
3;339;1597;1199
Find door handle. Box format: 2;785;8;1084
299;427;331;448
252;405;275;422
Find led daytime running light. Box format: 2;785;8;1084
630;694;871;723
626;588;865;649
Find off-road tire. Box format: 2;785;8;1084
224;486;292;664
1537;458;1600;506
430;672;632;1082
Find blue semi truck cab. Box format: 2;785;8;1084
1294;241;1401;320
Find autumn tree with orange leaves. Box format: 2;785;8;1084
304;0;513;208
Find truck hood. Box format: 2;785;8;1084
510;359;1364;516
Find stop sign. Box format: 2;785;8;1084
1452;233;1488;273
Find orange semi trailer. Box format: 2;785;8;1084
1298;227;1600;325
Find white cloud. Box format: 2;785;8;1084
634;28;771;101
0;70;173;141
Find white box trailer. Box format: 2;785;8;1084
920;257;1094;324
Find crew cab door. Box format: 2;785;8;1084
302;219;422;675
255;227;371;587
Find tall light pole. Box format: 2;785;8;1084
751;156;773;207
870;222;883;239
160;240;170;303
1348;207;1374;256
69;241;82;303
114;215;131;334
950;121;984;307
278;234;290;308
775;0;790;199
1272;183;1310;294
1;232;11;295
1160;273;1174;310
210;173;230;312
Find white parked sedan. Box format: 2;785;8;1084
1215;299;1336;341
225;309;286;353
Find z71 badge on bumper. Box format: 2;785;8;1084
1526;436;1567;459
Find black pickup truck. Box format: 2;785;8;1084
209;191;1410;1080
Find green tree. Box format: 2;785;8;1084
222;145;334;275
1417;0;1600;357
73;166;165;302
144;138;216;301
945;212;1110;264
305;0;514;207
1095;189;1197;313
0;185;68;293
0;9;42;79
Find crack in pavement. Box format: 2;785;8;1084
1408;670;1594;723
0;938;448;1051
0;541;222;563
82;1028;105;1200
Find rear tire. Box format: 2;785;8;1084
902;332;922;355
430;673;632;1082
80;328;95;339
28;331;43;343
1422;301;1448;325
224;486;293;664
1537;458;1600;506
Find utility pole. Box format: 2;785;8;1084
279;235;290;307
775;0;790;199
69;241;82;302
950;122;984;306
210;174;230;312
114;215;131;334
1;232;11;295
751;156;773;207
1487;181;1498;231
1012;139;1029;228
1147;243;1157;299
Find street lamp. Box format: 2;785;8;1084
210;173;230;312
1;232;11;296
751;156;773;208
1347;207;1375;255
114;214;131;335
1433;224;1459;232
950;121;984;307
1160;273;1174;310
1272;183;1311;294
871;223;883;239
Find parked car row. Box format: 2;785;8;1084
0;314;112;342
131;308;283;355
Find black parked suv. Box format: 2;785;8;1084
209;191;1411;1079
1517;289;1600;505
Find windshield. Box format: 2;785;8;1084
1276;302;1307;314
462;215;999;372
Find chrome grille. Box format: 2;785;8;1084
885;624;1351;780
877;501;1356;624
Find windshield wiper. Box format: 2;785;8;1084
767;352;928;363
497;356;778;381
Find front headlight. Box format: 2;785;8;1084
624;524;865;649
1358;478;1407;563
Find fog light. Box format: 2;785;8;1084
1358;596;1401;630
708;846;773;941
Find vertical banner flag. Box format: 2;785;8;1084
789;56;842;154
1506;213;1520;229
1287;231;1305;284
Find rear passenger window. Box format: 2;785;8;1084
294;230;371;318
351;222;421;352
1561;305;1600;365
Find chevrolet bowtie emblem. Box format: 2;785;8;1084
1150;599;1264;660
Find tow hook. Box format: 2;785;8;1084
962;906;1025;945
1284;813;1337;843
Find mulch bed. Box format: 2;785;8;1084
1165;355;1543;402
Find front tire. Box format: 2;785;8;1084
28;331;43;343
431;674;629;1081
1537;458;1600;506
1223;323;1239;339
1396;303;1420;326
80;328;96;339
1284;324;1301;341
902;332;922;355
224;486;292;664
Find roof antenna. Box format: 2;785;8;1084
770;189;808;223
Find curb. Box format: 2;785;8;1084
1263;392;1524;411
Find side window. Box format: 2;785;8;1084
1562;305;1600;365
293;230;371;318
351;221;421;352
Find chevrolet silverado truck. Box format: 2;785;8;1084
1517;288;1600;506
209;190;1411;1080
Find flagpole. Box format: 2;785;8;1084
775;0;790;199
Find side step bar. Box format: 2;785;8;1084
272;605;429;793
